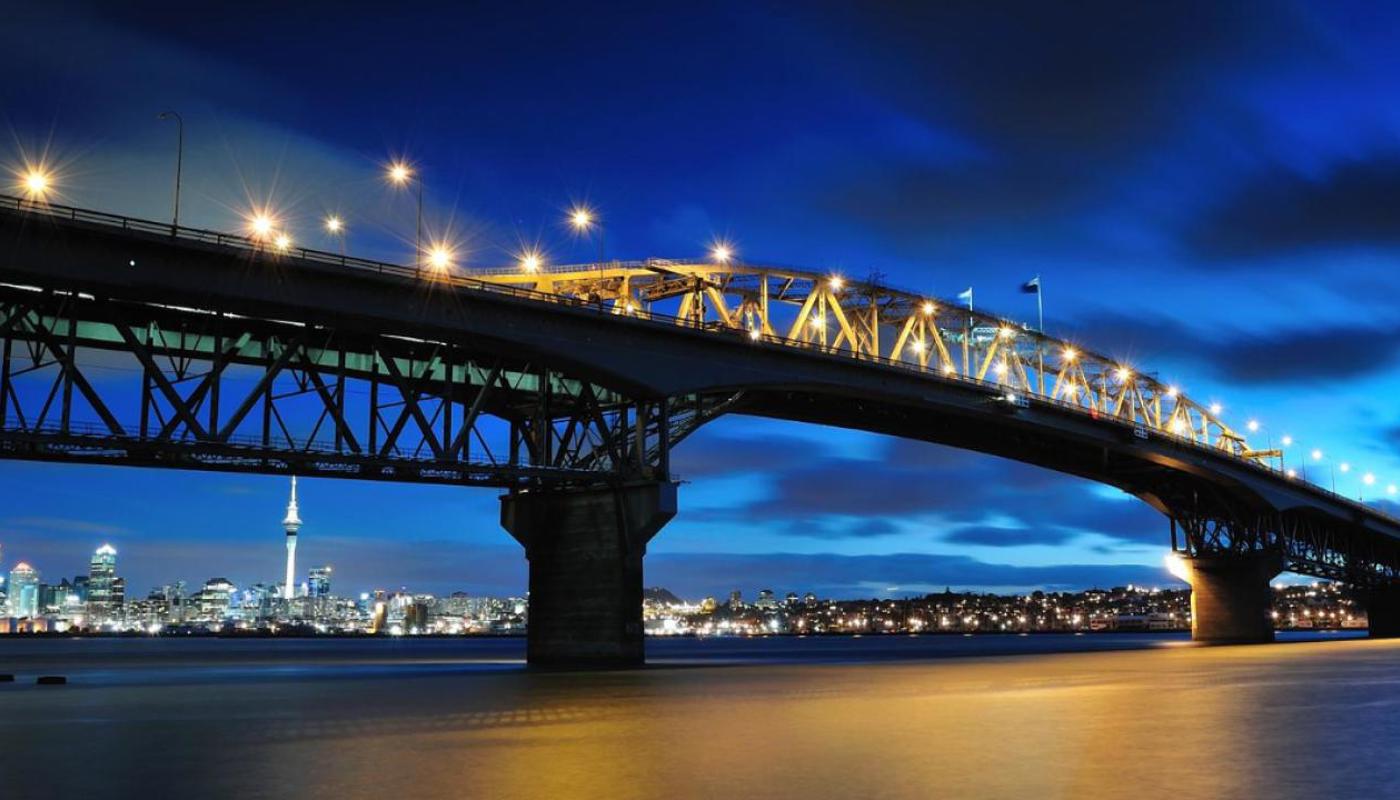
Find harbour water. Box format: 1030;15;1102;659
2;631;1396;799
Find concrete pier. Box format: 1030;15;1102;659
500;481;677;668
1366;585;1400;638
1184;551;1284;644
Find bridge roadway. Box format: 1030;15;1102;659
3;197;1400;665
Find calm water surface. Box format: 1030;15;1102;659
1;632;1396;799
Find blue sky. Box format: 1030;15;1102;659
4;1;1400;600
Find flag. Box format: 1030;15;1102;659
1021;276;1041;294
957;287;973;304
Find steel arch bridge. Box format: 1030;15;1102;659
1;194;1399;599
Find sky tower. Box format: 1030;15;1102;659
283;476;302;600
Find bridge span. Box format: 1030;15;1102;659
3;195;1399;665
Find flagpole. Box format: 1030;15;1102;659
1035;274;1044;396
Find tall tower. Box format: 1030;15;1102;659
88;544;118;622
283;476;302;601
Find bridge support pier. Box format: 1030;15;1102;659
500;481;677;668
1366;585;1400;638
1183;551;1284;644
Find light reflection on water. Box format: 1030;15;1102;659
0;632;1394;799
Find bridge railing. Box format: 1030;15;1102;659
3;194;1391;525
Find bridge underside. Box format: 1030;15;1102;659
5;206;1400;664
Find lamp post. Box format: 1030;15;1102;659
570;206;604;264
157;111;183;231
324;215;346;257
387;162;423;273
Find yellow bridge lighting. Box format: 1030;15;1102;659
748;328;761;341
710;244;733;264
994;360;1008;376
809;315;826;329
1247;419;1260;433
941;362;956;375
910;339;925;353
921;301;935;316
828;276;844;291
998;326;1014;340
1209;403;1223;415
324;216;343;234
569;206;594;230
1061;347;1077;362
1170;418;1186;434
274;233;292;252
1115;367;1132;382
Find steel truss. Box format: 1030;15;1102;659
0;286;688;488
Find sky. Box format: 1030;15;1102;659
4;1;1400;600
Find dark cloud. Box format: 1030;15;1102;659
1188;157;1400;259
647;551;1175;600
670;431;836;479
1069;312;1400;386
942;525;1079;548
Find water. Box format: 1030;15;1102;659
2;632;1395;798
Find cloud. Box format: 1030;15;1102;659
647;550;1175;600
1188;157;1400;259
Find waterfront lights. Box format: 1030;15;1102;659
1247;419;1260;433
710;243;733;264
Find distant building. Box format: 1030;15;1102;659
308;566;332;599
87;543;119;623
196;578;236;621
728;589;743;609
756;589;777;609
7;562;39;618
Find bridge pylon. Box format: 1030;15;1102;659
501;481;678;667
1180;551;1284;644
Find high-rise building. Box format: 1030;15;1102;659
308;566;332;599
283;477;302;600
7;562;39;618
88;543;118;622
196;578;236;621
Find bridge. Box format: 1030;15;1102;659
3;194;1400;666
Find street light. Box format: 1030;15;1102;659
569;205;604;263
157;111;183;230
518;249;542;273
324;215;346;256
710;243;733;264
387;160;424;272
17;165;51;200
247;211;275;241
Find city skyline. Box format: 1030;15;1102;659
5;3;1400;599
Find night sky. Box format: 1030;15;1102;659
4;1;1400;600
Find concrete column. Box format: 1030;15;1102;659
1184;551;1284;644
500;481;677;668
1366;585;1400;638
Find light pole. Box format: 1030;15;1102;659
324;215;346;257
570;206;604;264
387;161;423;273
157;111;183;231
